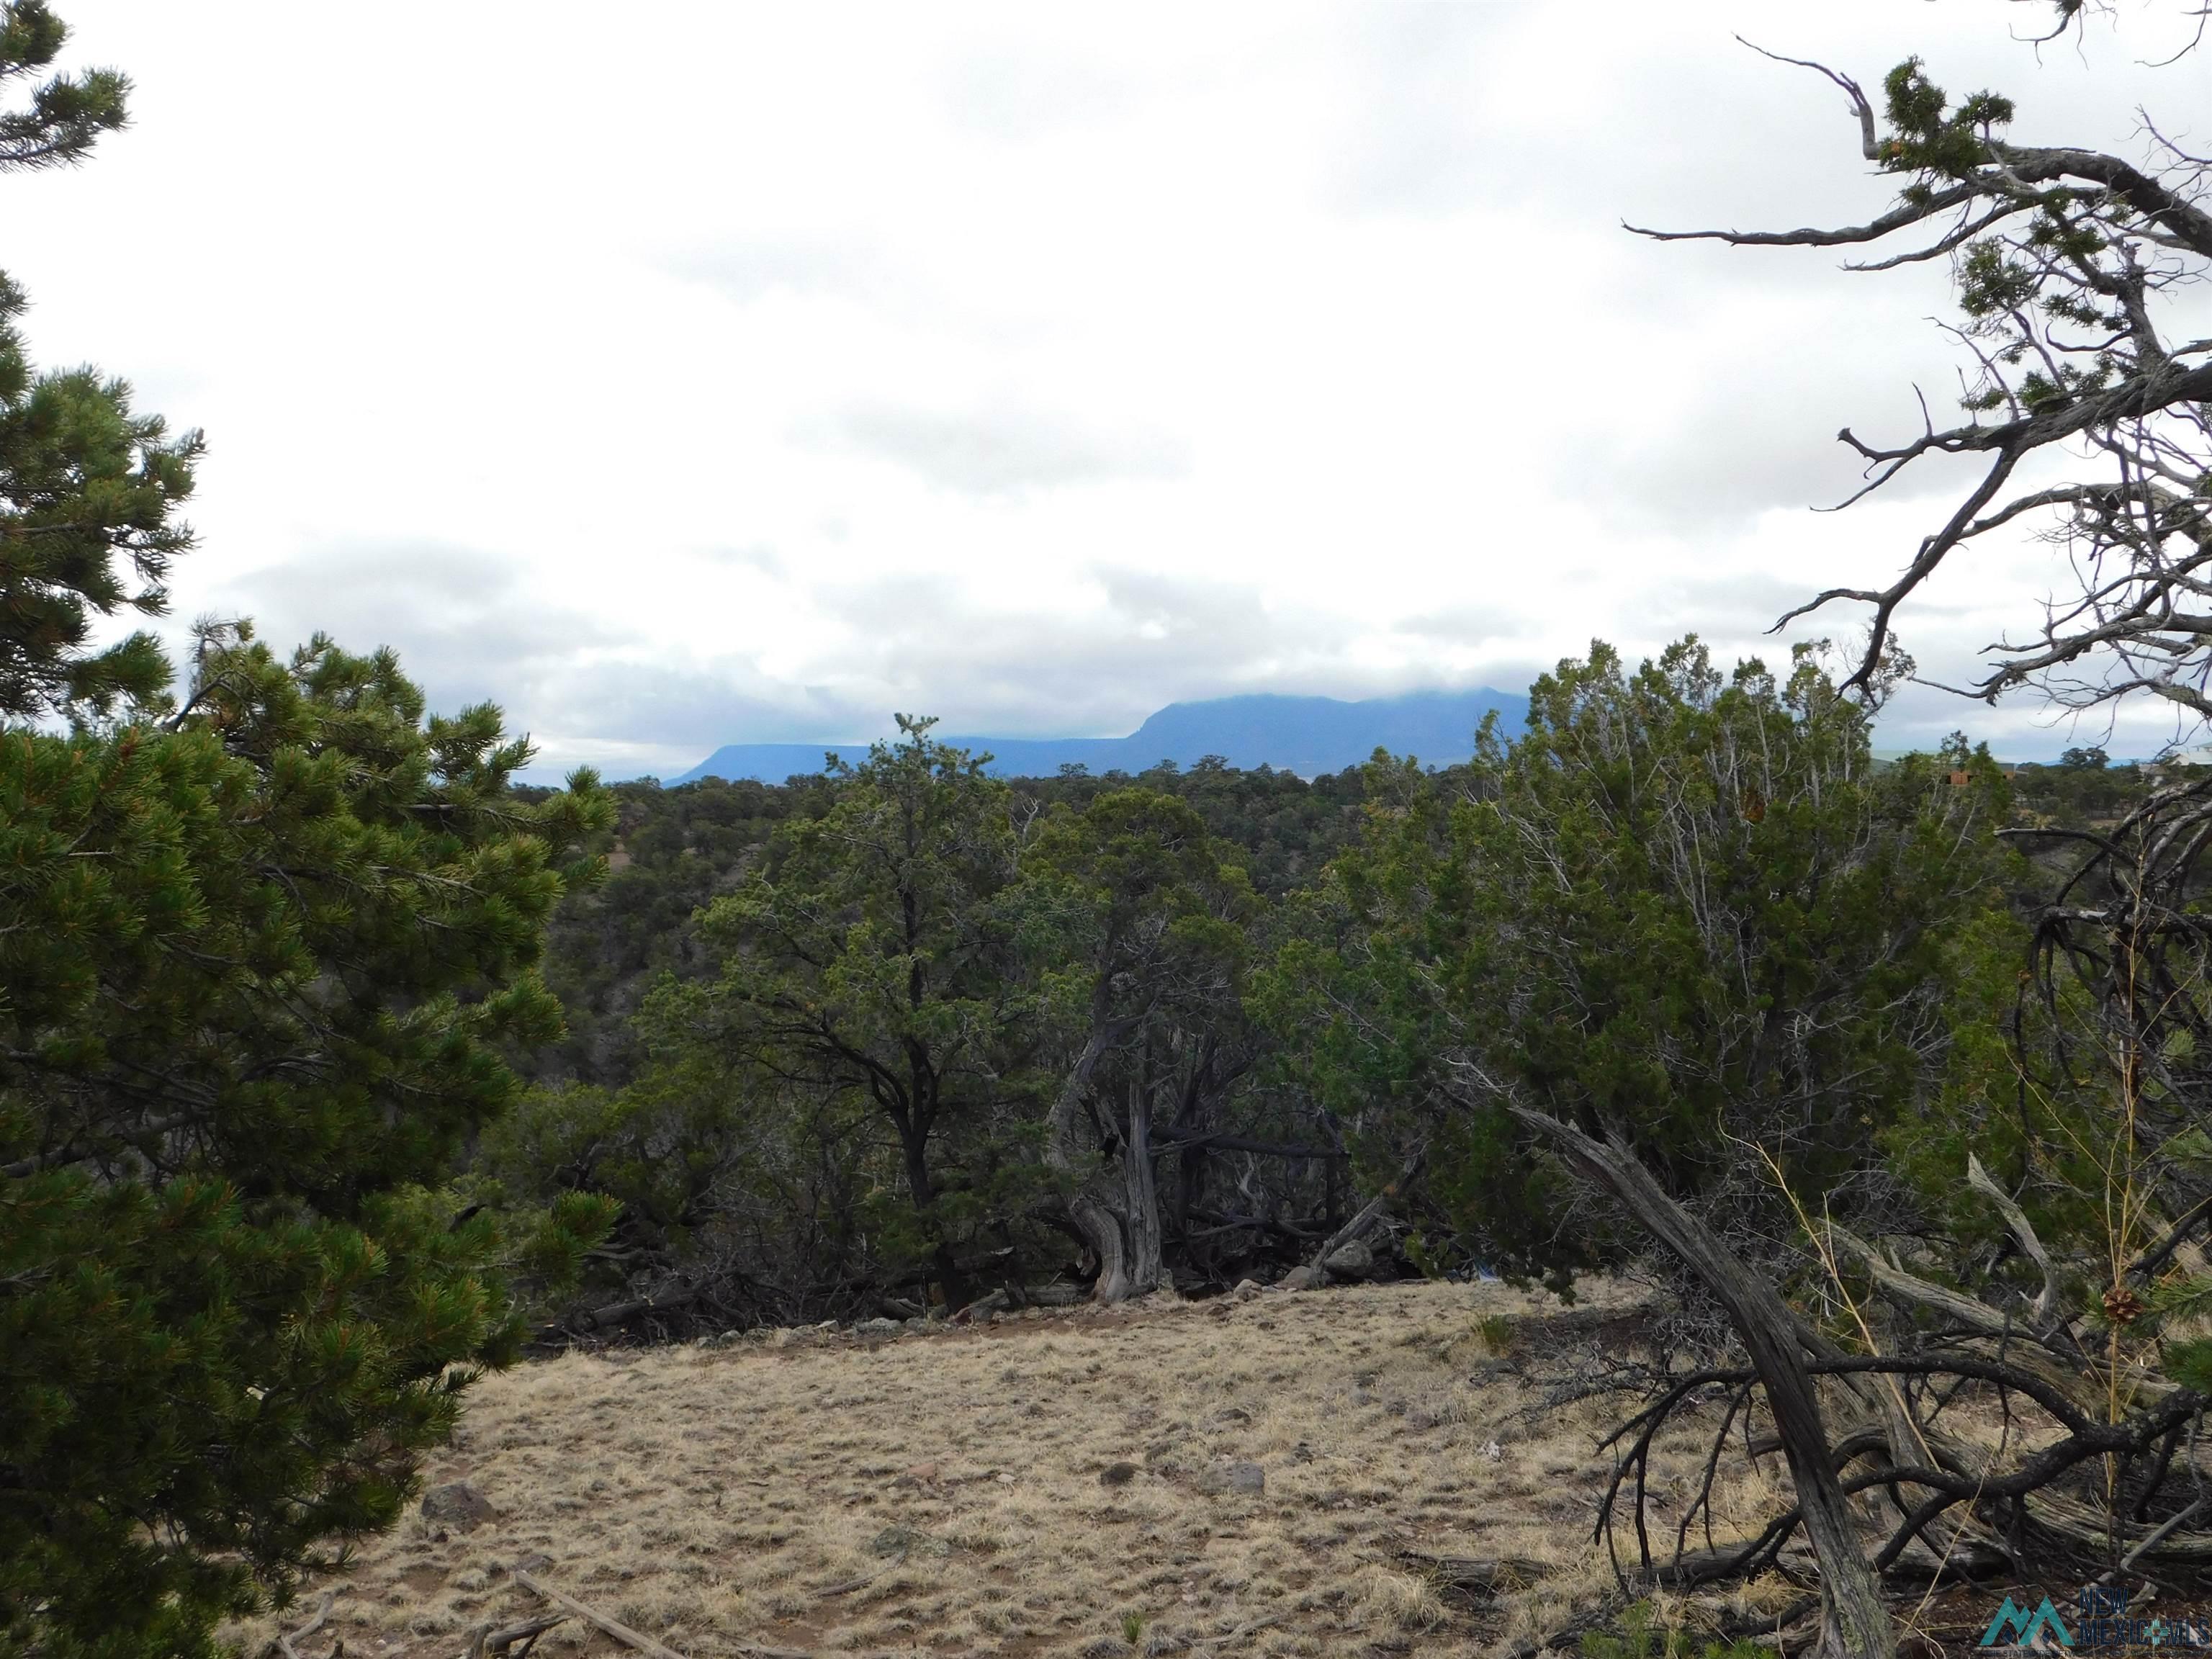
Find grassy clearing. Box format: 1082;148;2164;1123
233;1279;1804;1659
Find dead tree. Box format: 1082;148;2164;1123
1581;37;2212;1649
1632;43;2212;719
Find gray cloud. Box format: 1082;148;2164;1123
814;401;1190;496
72;6;2212;785
221;542;616;714
543;665;878;752
1389;601;1521;648
211;541;881;770
796;565;1482;745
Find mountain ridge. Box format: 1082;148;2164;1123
668;687;1529;784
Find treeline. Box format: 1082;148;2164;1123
518;752;1379;1089
476;647;2031;1337
490;729;1394;1328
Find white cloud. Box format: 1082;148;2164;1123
16;0;2212;775
814;401;1190;496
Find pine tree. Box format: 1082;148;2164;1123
2;628;613;1656
0;10;613;1651
0;2;194;723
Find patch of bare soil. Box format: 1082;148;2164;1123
232;1279;1802;1659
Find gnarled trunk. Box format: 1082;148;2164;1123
1048;1028;1137;1303
889;1101;967;1310
1123;1076;1163;1295
1511;1106;1895;1659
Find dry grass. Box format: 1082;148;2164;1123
230;1279;1799;1659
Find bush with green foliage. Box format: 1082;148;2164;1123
1;629;613;1655
1267;639;2018;1276
1580;1601;1771;1659
0;9;613;1648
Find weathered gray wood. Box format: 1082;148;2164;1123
1511;1106;1895;1659
463;1612;567;1659
514;1568;810;1659
1046;1028;1134;1303
1125;1074;1165;1295
274;1591;336;1659
1965;1152;2061;1320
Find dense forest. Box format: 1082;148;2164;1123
495;734;2177;1335
9;4;2212;1659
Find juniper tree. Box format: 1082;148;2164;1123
0;1;194;723
1033;788;1255;1301
665;716;1048;1308
1269;642;2015;1659
1524;14;2212;1634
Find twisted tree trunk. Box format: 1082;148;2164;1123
1048;1027;1134;1303
1123;1075;1164;1295
1510;1106;1895;1659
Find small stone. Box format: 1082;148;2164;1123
1322;1240;1375;1276
421;1481;497;1533
871;1522;924;1557
1198;1460;1265;1496
996;1471;1016;1484
1281;1264;1321;1292
1233;1278;1262;1298
1100;1461;1139;1487
858;1316;902;1336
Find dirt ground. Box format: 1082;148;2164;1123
233;1278;1804;1659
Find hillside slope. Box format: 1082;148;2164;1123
232;1280;1792;1659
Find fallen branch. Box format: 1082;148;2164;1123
1966;1152;2062;1321
1397;1550;1545;1599
542;1286;700;1339
950;1287;1009;1323
1295;1150;1422;1286
275;1591;336;1659
812;1542;910;1599
462;1612;567;1659
1188;1611;1285;1653
513;1568;811;1659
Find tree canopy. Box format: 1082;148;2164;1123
1;629;613;1656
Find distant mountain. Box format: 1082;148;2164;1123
668;688;1529;785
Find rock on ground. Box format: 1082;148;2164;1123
419;1480;496;1532
1198;1460;1266;1496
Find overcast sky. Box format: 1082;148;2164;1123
17;4;2212;776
